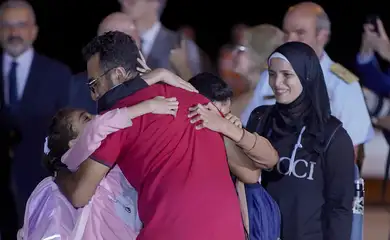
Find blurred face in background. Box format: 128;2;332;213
232;25;284;79
232;24;247;45
120;0;159;21
282;8;328;57
232;46;251;75
0;6;37;57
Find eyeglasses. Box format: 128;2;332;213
87;67;115;93
87;67;136;93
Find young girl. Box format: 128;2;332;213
20;96;178;240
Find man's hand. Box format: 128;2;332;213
136;48;198;92
169;39;193;80
170;39;189;69
360;25;374;56
142;68;198;93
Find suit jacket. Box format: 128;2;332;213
356;55;390;97
0;51;72;213
68;71;97;114
146;26;214;76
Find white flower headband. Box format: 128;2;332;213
43;136;50;154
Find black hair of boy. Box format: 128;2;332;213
188;72;233;102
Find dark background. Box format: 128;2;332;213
24;0;389;73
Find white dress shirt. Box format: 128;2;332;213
140;22;161;58
3;48;34;104
241;52;374;146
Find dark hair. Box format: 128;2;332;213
188;72;233;102
82;31;140;74
43;108;79;174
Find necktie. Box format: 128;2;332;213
8;61;18;105
140;38;146;57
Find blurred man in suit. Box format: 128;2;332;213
0;0;72;234
68;12;141;114
119;0;211;76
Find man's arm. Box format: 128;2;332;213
55;159;110;208
356;54;390;96
56;130;124;208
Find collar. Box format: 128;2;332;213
3;47;34;66
320;51;333;71
141;21;161;43
97;75;148;113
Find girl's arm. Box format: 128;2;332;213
61;97;178;170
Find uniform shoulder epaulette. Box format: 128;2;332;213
330;63;359;84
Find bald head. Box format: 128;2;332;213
287;2;330;32
97;12;140;46
283;2;330;57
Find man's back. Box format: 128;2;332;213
92;84;245;240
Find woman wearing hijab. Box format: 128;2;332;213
189;42;355;240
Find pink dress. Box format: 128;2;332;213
20;108;142;240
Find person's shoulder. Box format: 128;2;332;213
34;52;71;74
246;105;273;132
73;71;88;80
328;62;359;85
160;25;178;41
119;84;208;105
70;71;88;86
327;116;353;150
162;84;210;103
251;105;272;116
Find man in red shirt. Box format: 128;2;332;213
56;31;245;239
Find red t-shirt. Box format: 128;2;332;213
91;84;245;240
